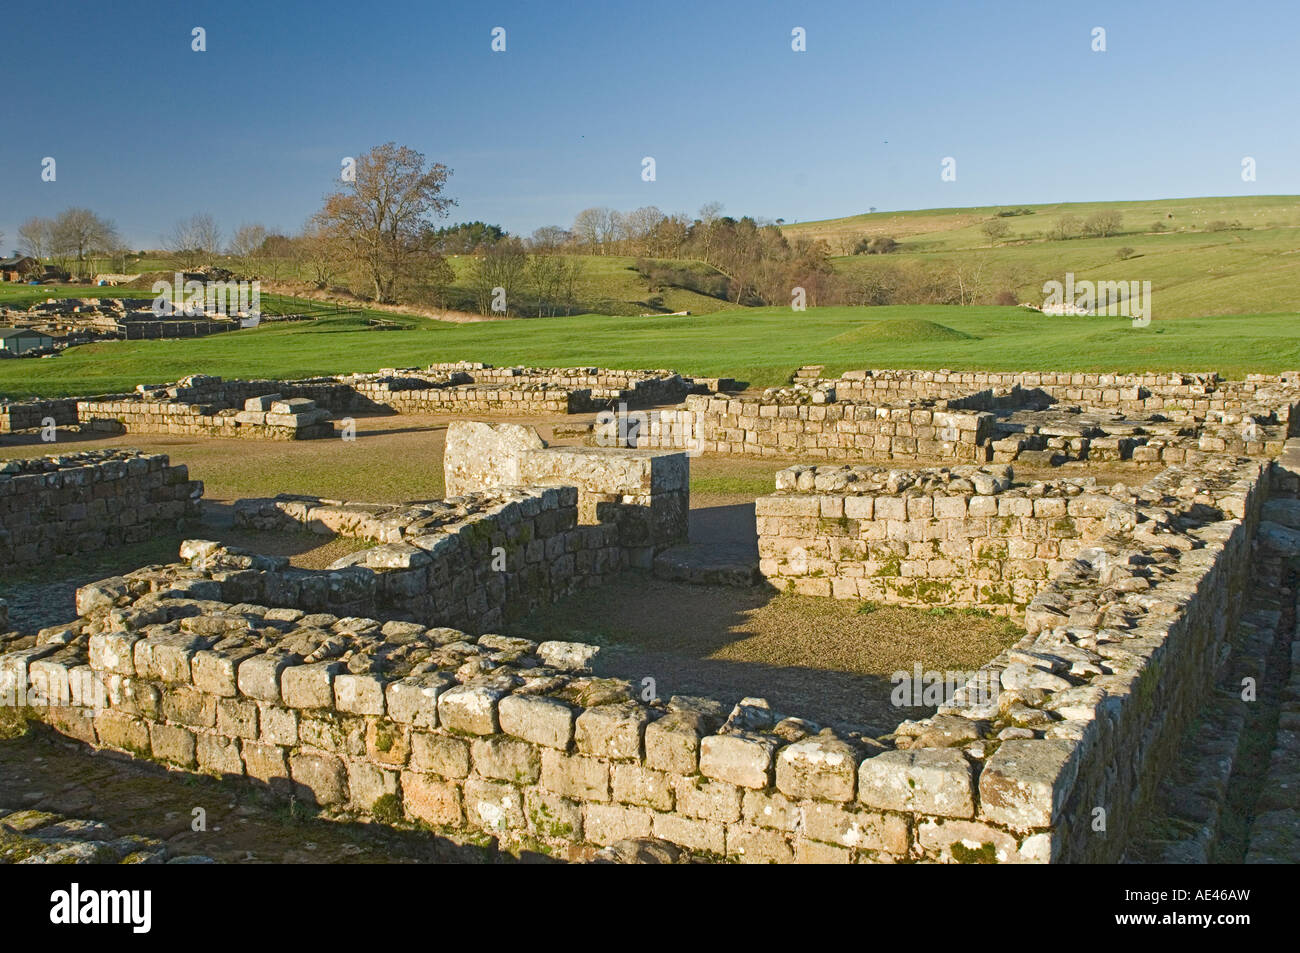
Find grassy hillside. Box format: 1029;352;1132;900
30;254;735;318
2;304;1297;400
783;195;1300;319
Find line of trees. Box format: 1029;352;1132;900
17;208;126;276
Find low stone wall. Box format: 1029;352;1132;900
829;369;1300;418
756;464;1117;611
649;395;993;463
219;486;623;633
78;395;334;440
0;449;202;570
353;382;584;416
444;421;688;566
0;398;80;433
941;455;1268;862
461;366;691;408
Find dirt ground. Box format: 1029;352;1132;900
507;578;1021;734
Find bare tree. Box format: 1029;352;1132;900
529;225;571;253
227;223;268;274
165;213;223;270
623;206;666;256
1047;215;1083;241
469;238;527;314
308;142;455;303
571;208;604;250
694;201;724;264
51;208;119;278
18;217;54;260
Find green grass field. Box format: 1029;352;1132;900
2;304;1297;399
785;195;1300;319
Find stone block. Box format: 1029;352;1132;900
411;731;471;778
858;748;975;818
700;732;776;788
498;693;575;749
775;736;859;802
979;739;1077;829
575;702;650;759
401;771;463;826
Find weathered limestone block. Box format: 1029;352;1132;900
611;764;675;811
857;748;975;818
237;652;296;702
437;683;507;735
727;824;794;864
189;642;258;696
365;721;410;766
576;702;650;759
471;737;541;783
149;723;197;768
651;813;726;854
674;777;742;823
159;684;217;728
979;739;1077;830
93;709;150;754
775;735;859;802
465;778;528;832
132;632;208;683
498;693;575;749
386;672;456;727
88;631;141;676
800;802;909;855
217;697;259;738
584;803;653;846
347;760;399;811
281;661;344;709
700;732;777;789
258;704;299;747
443;421;546;497
401;771;463;826
290;751;349;805
541;749;610;801
196;733;244;776
334;672;387;716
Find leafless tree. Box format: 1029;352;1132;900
165;213;223;270
17;217;53;260
51;208;119;277
227;223;268;274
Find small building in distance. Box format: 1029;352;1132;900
0;256;40;282
0;328;55;355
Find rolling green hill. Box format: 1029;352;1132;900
786;195;1300;319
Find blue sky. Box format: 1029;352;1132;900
2;0;1296;249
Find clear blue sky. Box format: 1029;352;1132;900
2;0;1296;250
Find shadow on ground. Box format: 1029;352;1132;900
0;721;535;864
